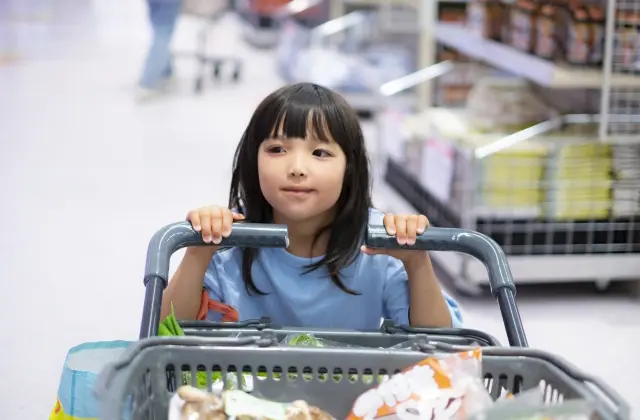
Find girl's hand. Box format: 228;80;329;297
362;213;430;266
186;206;246;245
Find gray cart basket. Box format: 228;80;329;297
140;220;526;346
176;321;503;347
95;335;630;420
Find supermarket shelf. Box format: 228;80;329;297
342;91;417;112
436;248;640;285
343;0;467;6
435;23;640;89
385;158;640;255
383;159;640;285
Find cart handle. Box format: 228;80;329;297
380;319;502;346
141;221;526;347
178;317;272;331
367;224;527;347
140;222;289;339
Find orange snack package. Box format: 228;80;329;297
347;349;493;420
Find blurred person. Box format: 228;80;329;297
137;0;182;98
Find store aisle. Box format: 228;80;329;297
1;0;284;417
0;0;638;418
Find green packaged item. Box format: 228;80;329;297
159;306;239;390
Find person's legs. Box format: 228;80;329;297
139;0;181;89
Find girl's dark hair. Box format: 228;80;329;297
229;82;372;296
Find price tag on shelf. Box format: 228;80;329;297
420;137;455;203
379;107;409;163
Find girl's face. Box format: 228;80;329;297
258;132;346;224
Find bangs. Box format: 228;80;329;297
272;108;333;143
251;83;355;147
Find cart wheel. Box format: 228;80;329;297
212;62;221;80
194;78;203;93
232;67;241;82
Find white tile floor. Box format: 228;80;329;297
1;0;639;418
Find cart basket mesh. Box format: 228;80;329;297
96;337;626;420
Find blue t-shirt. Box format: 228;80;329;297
203;246;463;330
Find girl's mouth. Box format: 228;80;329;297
281;187;315;196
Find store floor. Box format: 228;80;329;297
1;0;639;418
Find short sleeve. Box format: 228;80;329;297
203;256;223;301
382;257;411;325
382;257;464;328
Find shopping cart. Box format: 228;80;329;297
94;221;631;420
138;219;525;346
177;0;243;92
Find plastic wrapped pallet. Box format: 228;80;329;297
465;77;556;133
414;108;547;218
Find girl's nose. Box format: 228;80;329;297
288;152;308;177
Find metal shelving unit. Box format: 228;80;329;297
435;23;640;89
374;0;640;293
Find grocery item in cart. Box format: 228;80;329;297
169;386;336;420
347;349;493;420
164;347;600;420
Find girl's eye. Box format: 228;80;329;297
267;146;285;154
313;149;332;158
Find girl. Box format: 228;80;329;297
162;82;463;329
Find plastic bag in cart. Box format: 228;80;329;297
347;348;495;420
281;332;362;348
470;395;597;420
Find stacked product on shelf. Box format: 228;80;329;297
546;141;612;220
465;0;609;68
434;2;479;107
384;74;640;225
615;8;640;71
476;141;547;218
612;144;640;217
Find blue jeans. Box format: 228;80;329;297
139;0;182;89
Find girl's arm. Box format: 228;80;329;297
374;211;463;328
161;247;215;320
403;253;453;328
382;255;463;329
163;205;245;320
